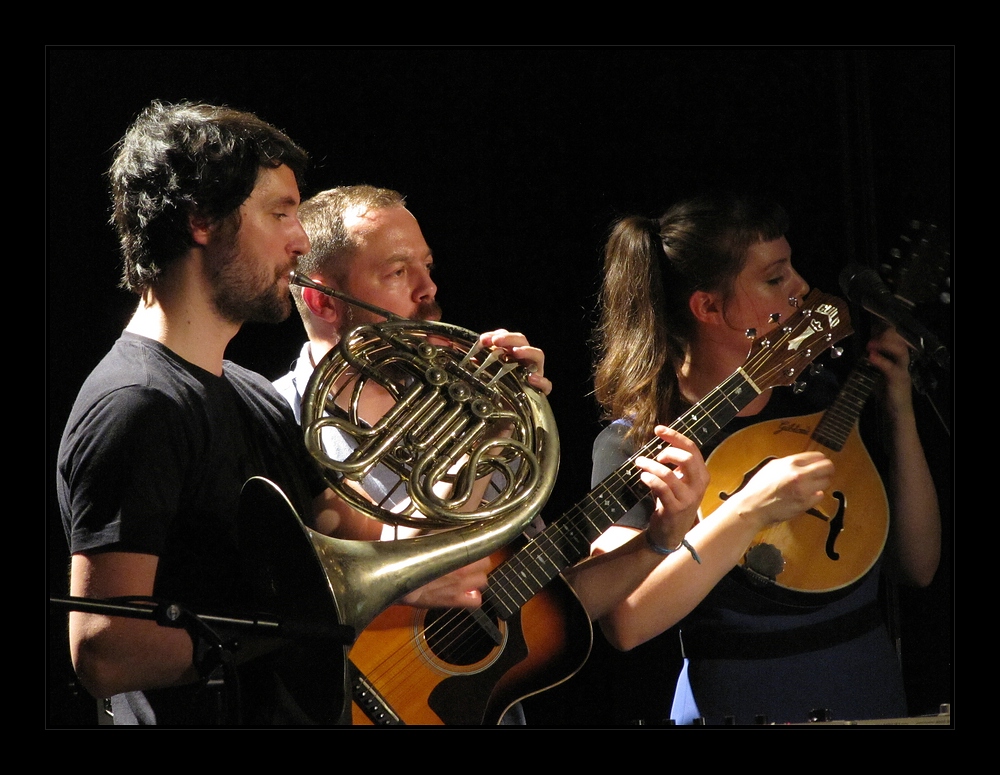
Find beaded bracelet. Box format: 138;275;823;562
645;530;702;564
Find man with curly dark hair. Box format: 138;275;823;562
57;102;489;725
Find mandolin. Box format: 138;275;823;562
701;221;950;594
350;289;853;725
700;361;889;593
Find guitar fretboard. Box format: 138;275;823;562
479;289;849;620
485;370;759;619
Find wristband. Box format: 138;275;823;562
645;530;702;564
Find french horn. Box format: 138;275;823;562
288;271;560;639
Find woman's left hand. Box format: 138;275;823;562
636;426;709;551
866;325;915;420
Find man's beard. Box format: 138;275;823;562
204;230;292;326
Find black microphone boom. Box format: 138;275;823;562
838;264;950;369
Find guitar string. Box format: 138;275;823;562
353;323;811;699
353;370;766;701
353;383;725;699
352;299;841;713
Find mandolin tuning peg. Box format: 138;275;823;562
792;381;808;394
830;346;844;359
769;312;781;323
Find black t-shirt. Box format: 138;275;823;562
58;333;328;723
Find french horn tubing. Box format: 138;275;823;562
287;271;560;635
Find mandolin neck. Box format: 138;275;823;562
812;359;881;452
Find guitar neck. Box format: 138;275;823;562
485;370;761;619
811;359;881;452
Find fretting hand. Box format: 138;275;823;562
636;426;709;551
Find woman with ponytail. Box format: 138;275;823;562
589;194;940;725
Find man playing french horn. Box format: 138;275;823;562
276;186;554;536
277;186;712;723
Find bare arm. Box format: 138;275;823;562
312;486;384;540
596;450;835;651
564;426;705;620
867;327;941;587
69;552;197;699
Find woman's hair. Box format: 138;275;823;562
593;193;789;444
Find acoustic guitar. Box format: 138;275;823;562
350;289;853;725
701;222;950;594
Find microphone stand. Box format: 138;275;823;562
909;350;952;438
50;595;355;725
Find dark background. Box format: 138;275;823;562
47;46;953;726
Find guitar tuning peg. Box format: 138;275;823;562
940;291;951;305
745;328;757;339
769;312;781;323
792;381;807;394
830;346;844;359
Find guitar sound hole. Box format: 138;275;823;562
423;609;502;666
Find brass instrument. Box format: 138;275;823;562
287;270;560;639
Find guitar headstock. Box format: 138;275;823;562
741;289;854;392
881;219;952;390
882;220;952;309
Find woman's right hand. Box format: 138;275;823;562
732;451;835;529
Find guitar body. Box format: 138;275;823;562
350;545;592;725
700;411;889;593
345;291;853;723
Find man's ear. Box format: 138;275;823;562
189;212;214;247
303;284;341;326
689;290;724;325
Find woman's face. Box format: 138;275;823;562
721;236;810;338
